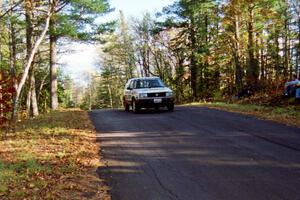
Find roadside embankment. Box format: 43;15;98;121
188;102;300;128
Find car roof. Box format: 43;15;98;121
127;77;160;82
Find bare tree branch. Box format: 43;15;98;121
0;0;23;19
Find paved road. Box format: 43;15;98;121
89;106;300;200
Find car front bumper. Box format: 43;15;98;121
135;97;174;108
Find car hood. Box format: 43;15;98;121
136;87;172;93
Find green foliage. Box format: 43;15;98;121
2;0;299;113
52;0;113;41
93;0;300;106
70;0;111;14
0;0;113;120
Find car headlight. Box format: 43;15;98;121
139;93;148;98
166;92;173;97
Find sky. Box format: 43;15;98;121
108;0;174;18
59;0;175;86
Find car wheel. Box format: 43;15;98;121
132;99;140;113
124;103;130;111
167;104;174;112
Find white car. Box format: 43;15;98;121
123;77;174;113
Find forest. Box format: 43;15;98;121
0;0;111;124
87;0;300;109
1;0;300;122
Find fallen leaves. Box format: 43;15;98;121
195;102;300;128
0;109;111;200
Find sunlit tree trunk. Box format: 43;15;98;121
25;0;39;117
31;73;39;116
233;11;243;90
12;0;54;121
26;77;32;116
50;15;58;110
27;67;39;117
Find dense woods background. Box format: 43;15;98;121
86;0;300;109
1;0;300;120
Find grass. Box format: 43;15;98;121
0;109;110;200
188;102;300;128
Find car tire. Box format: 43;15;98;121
132;99;140;113
124;102;130;111
167;104;174;112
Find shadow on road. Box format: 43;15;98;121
90;106;300;200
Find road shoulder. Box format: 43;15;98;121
187;102;300;129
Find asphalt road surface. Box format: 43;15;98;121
89;106;300;200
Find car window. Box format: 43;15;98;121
136;79;165;89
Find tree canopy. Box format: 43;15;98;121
1;0;300;117
89;0;300;108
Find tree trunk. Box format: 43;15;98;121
24;0;38;117
27;67;39;117
203;14;210;95
26;70;32;116
190;16;197;100
11;1;54;121
142;53;149;77
107;78;113;108
234;13;243;90
296;13;300;78
50;16;58;110
246;3;259;87
260;37;265;81
9;0;18;91
274;31;280;78
25;0;32;117
283;14;289;77
31;73;39;116
37;73;48;102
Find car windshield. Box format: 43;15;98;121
136;79;165;89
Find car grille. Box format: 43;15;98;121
147;92;166;97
